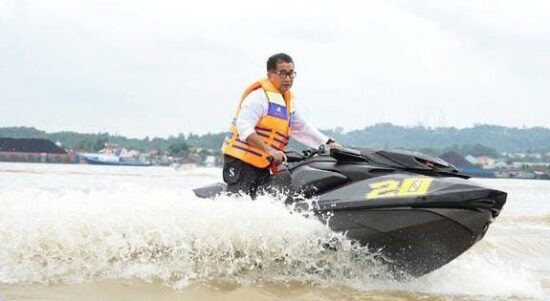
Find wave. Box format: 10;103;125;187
0;184;546;299
0;189;388;288
499;213;550;226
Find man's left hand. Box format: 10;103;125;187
328;141;341;148
326;138;341;148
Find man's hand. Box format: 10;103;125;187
245;133;288;166
326;138;341;148
268;149;287;165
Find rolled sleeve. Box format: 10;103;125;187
236;121;256;141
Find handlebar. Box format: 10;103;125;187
284;145;330;163
285;145;365;163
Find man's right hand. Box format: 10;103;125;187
244;133;287;165
268;149;287;165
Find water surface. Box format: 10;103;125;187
0;163;548;300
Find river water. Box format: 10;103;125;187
0;163;548;300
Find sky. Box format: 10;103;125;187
1;0;549;138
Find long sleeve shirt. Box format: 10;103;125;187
235;89;329;149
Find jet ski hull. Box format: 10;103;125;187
193;148;506;277
321;207;493;277
306;172;506;277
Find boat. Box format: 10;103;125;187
193;146;507;277
80;153;152;166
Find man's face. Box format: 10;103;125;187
268;61;295;93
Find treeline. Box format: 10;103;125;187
1;124;550;156
321;123;550;153
0;126;225;154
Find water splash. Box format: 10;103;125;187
0;187;387;289
1;166;548;300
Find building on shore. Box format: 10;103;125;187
0;138;76;163
439;151;496;178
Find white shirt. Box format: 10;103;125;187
235;89;329;149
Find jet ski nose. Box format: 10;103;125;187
488;189;507;218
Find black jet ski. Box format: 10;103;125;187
193;147;507;277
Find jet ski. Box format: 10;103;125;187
193;146;507;277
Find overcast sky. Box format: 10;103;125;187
1;0;549;138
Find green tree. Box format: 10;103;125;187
198;148;210;161
168;142;190;158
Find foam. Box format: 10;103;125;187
0;186;385;288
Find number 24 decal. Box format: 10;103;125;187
366;177;433;199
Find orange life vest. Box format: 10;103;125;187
222;79;294;171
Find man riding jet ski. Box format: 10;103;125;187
194;146;507;277
221;53;340;199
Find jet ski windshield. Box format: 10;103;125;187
289;146;463;177
357;148;462;175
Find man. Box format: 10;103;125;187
222;53;338;198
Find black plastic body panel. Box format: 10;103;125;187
193;147;507;277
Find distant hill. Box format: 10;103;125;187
321;123;550;153
1;124;549;153
0;127;187;152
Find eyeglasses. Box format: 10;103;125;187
272;70;297;79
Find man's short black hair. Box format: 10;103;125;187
266;53;294;71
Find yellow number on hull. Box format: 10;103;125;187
366;180;400;199
366;177;433;199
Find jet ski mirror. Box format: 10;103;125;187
330;147;367;162
301;146;326;160
284;150;305;162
